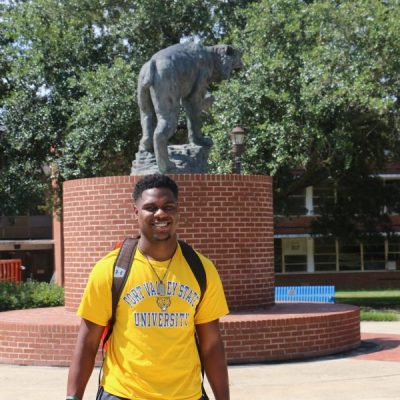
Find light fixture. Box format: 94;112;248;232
229;126;245;174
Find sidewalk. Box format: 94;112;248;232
0;321;399;400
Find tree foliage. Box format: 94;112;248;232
206;0;400;238
2;0;400;240
0;0;230;214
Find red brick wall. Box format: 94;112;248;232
0;307;83;366
221;303;360;362
0;304;359;366
63;174;274;312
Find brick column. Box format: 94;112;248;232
63;174;274;311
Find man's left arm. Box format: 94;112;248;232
196;319;230;400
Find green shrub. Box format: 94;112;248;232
0;281;64;311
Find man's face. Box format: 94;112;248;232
134;187;179;243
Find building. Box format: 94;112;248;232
0;215;54;281
274;165;400;289
2;167;400;290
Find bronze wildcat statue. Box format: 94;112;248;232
137;42;243;172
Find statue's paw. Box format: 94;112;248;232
158;160;176;174
190;135;213;147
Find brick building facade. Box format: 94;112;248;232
274;165;400;289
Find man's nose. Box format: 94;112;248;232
154;207;167;217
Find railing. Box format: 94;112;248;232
0;259;23;283
275;285;335;303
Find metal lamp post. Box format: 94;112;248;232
230;126;245;174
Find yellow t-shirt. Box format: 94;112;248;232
77;243;229;400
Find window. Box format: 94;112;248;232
276;234;400;274
313;183;335;215
314;238;337;271
384;180;400;215
363;237;385;270
282;238;307;272
387;237;400;270
338;240;361;271
286;188;307;215
284;255;307;272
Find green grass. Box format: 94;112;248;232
360;309;399;321
335;289;400;321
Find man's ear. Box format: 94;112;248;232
133;204;139;219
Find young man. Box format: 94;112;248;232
67;174;230;400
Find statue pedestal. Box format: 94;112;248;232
62;174;274;311
0;174;360;366
131;144;211;175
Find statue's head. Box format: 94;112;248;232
210;45;243;81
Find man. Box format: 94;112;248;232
67;174;230;400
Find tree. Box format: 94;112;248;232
205;0;400;239
1;0;233;214
0;2;12;109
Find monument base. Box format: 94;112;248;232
131;144;211;175
0;303;360;366
63;174;275;311
4;174;352;367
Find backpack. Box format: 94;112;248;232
100;237;209;399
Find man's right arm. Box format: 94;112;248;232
67;318;105;400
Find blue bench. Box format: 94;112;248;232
275;285;335;303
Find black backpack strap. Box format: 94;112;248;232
178;240;209;399
102;237;138;350
98;237;138;390
178;240;207;308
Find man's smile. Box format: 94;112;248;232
153;221;171;230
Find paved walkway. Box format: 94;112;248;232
0;321;399;400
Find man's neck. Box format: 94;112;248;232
139;237;178;261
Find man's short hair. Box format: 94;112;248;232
132;174;179;202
